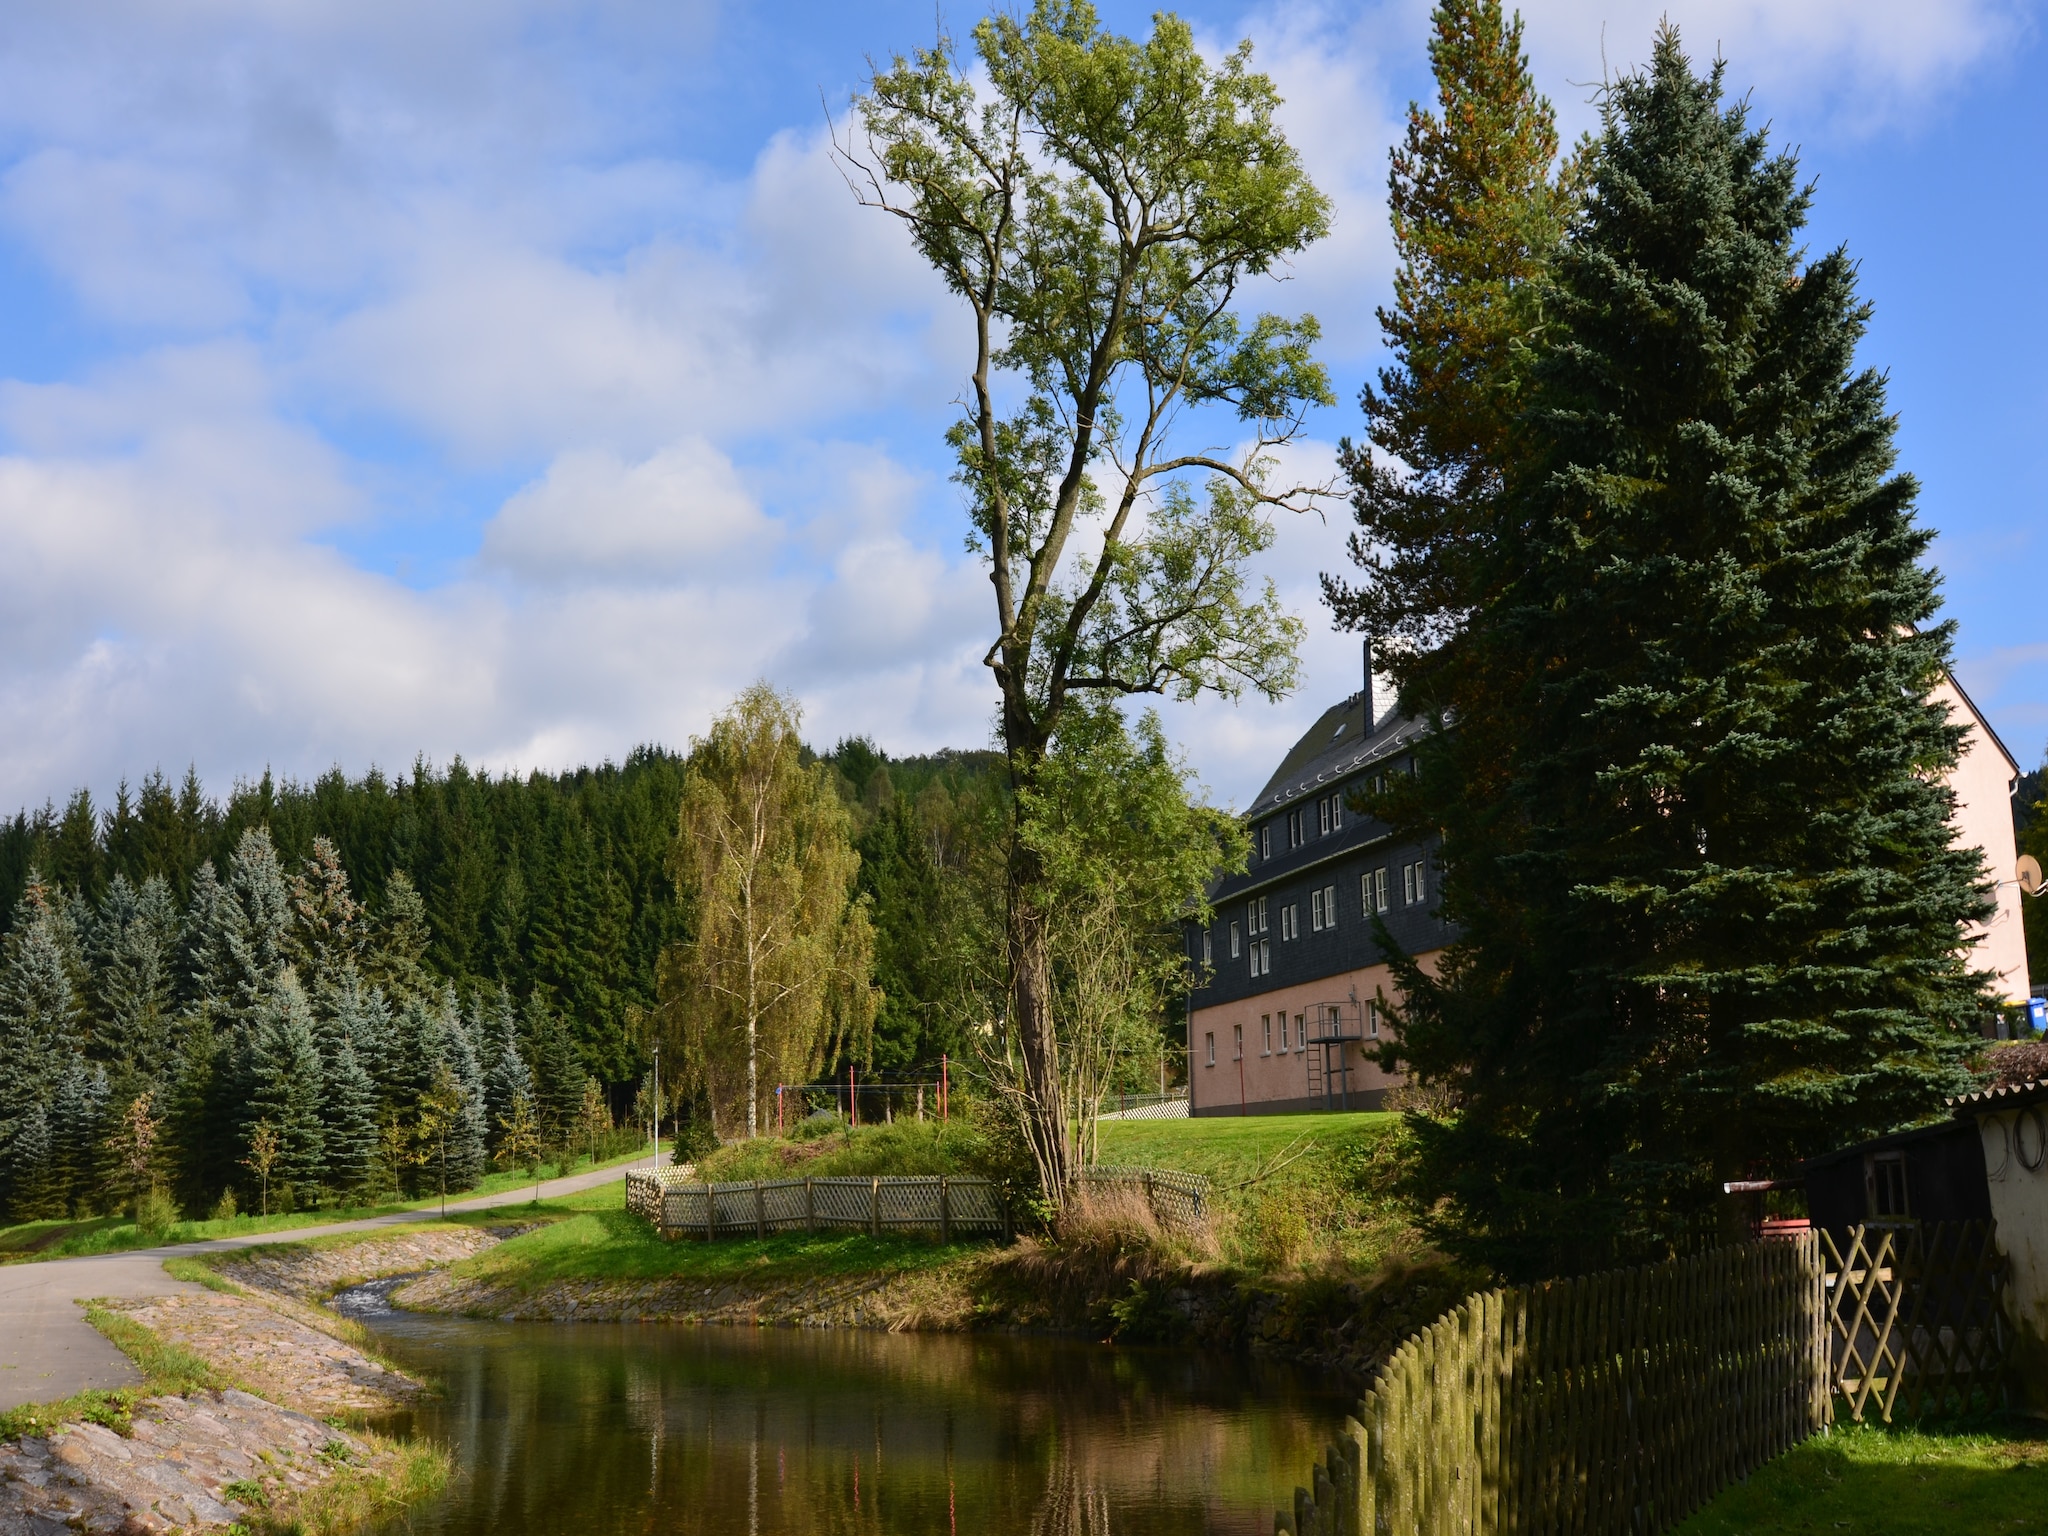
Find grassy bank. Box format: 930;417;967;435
1679;1420;2048;1534
0;1146;646;1265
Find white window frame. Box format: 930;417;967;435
1230;921;1241;959
1310;889;1325;931
1318;798;1330;835
1262;1015;1273;1055
1205;1031;1216;1066
1293;1013;1305;1052
1233;1023;1243;1061
1279;1011;1288;1050
1202;930;1213;965
1368;1001;1381;1038
1331;793;1342;830
1323;883;1337;926
1260;824;1272;860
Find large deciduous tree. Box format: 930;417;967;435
848;0;1328;1196
662;685;878;1138
1368;27;1990;1277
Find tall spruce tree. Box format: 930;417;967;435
476;988;532;1156
1324;0;1573;651
436;985;488;1190
246;977;327;1206
521;995;586;1150
49;1054;109;1216
1381;27;1990;1276
92;873;183;1095
0;879;74;1218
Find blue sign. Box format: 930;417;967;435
2030;996;2046;1036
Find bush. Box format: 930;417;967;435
133;1188;179;1240
210;1188;238;1222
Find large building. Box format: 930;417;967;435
1184;657;2034;1118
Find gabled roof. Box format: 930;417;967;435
1248;692;1426;816
1944;669;2022;780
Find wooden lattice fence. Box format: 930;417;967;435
1076;1166;1209;1229
625;1171;1011;1241
1823;1221;2010;1422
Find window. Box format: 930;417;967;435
1287;808;1303;848
1869;1153;1909;1219
1229;921;1241;959
1248;895;1269;935
1279;1011;1288;1050
1323;883;1337;926
1311;888;1326;931
1404;859;1427;906
1249;936;1271;978
1233;1023;1243;1061
1281;903;1299;941
1259;823;1272;860
1205;1031;1216;1067
1201;930;1212;966
1262;1015;1273;1054
1294;1013;1306;1051
1368;1001;1381;1038
1363;868;1389;914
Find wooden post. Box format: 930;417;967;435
940;1177;952;1245
805;1176;815;1233
755;1179;765;1240
703;1182;714;1242
869;1176;881;1238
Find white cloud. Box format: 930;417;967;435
481;440;775;586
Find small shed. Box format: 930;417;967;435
1949;1075;2048;1409
1800;1118;1993;1244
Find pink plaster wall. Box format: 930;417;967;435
1933;675;2032;1003
1188;957;1433;1113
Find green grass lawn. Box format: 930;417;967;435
0;1147;649;1265
1679;1421;2048;1535
433;1183;966;1295
1097;1111;1394;1184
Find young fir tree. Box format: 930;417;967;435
320;1037;379;1202
245;977;327;1207
1384;27;1990;1276
1324;0;1575;654
436;985;488;1190
48;1054;109;1216
478;987;532;1157
520;994;586;1151
324;966;393;1108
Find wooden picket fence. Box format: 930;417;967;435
1278;1234;1828;1536
1822;1221;2010;1423
1277;1222;2016;1535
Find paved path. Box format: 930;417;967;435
0;1160;648;1414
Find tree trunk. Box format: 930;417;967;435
1007;863;1069;1203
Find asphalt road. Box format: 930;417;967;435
0;1159;646;1414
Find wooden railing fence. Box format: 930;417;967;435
1278;1222;2015;1535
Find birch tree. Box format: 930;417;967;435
845;0;1329;1198
663;685;879;1138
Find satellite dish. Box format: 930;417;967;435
2020;854;2044;897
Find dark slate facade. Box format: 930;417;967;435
1186;690;1456;1011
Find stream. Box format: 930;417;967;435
337;1276;1350;1534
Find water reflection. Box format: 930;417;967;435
343;1279;1346;1535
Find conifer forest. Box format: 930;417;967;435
0;745;1003;1221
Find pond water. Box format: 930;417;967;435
341;1277;1349;1535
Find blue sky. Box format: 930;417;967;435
0;0;2041;814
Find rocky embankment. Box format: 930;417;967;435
0;1227;503;1534
0;1389;376;1535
